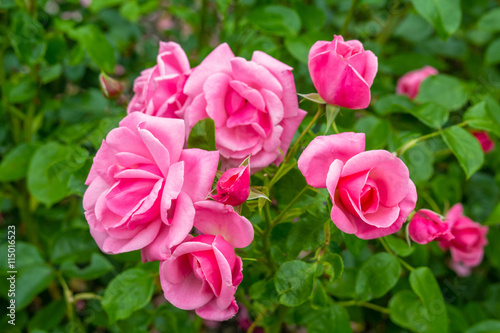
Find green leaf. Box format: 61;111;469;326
0;241;44;270
187;118;216;151
16;264;55;309
44;34;67;65
40;64;63;84
9;12;46;65
321;253;344;282
27;142;88;206
102;268;155;323
120;1;140;22
477;8;500;32
286;217;325;258
374;94;415;115
447;305;470;333
248;5;301;37
486;38;500;65
306;304;352;333
409;103;449;129
411;0;461;39
355;253;401;301
298;93;326;104
60;253;113;280
285;36;313;64
401;142;434;185
465;320;500;333
415;75;469;111
29;300;66;331
384;236;414;257
354;115;391;150
485;203;500;226
389;290;429;332
75;25;115;73
441;126;484;179
154;303;202;333
275;260;316;307
215;0;231;16
325;104;340;134
0;143;38;182
409;267;448;333
464;101;500;136
50;229;99;264
342;232;367;257
6;76;37;103
89;0;123;12
465;173;499;222
326;268;357;299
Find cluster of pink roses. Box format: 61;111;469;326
408;205;488;276
85;34;491;322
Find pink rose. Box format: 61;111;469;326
83;112;219;261
396;66;438;100
211;166;250;206
160;201;254;321
472;131;495;153
298;132;417;239
439;204;488;274
408;209;453;244
127;41;190;118
308;35;378;109
182;43;307;172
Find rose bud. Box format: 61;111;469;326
308;35;378;109
99;73;123;99
211;166;250;206
408;209;453;244
396;66;438;100
472;131;495;153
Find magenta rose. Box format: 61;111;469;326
308;35;378;109
182;43;307;172
211;166;250;206
472;131;495;153
439;204;488;275
408;209;453;244
127;41;190;118
298;132;417;239
160;201;254;321
83;112;219;261
396;66;438;100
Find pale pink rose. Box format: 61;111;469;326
83;113;219;261
408;209;453;244
472;131;495;153
182;43;307;172
211;166;250;206
396;66;438;100
308;35;378;109
160;201;254;321
439;204;489;274
127;41;190;118
298;132;417;239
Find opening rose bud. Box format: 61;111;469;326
308;35;378;109
396;66;438;100
99;73;123;99
408;209;453;244
211;166;250;206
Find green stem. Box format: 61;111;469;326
420;191;441;214
272;185;310;225
341;0;359;36
285;104;325;164
380;238;414;272
73;293;102;302
337;300;390;314
57;273;74;323
396;121;468;156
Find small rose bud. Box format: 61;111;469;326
408;209;453;244
99;73;123;99
211;166;250;206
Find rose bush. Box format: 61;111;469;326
298;132;417;239
182;43;307;172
